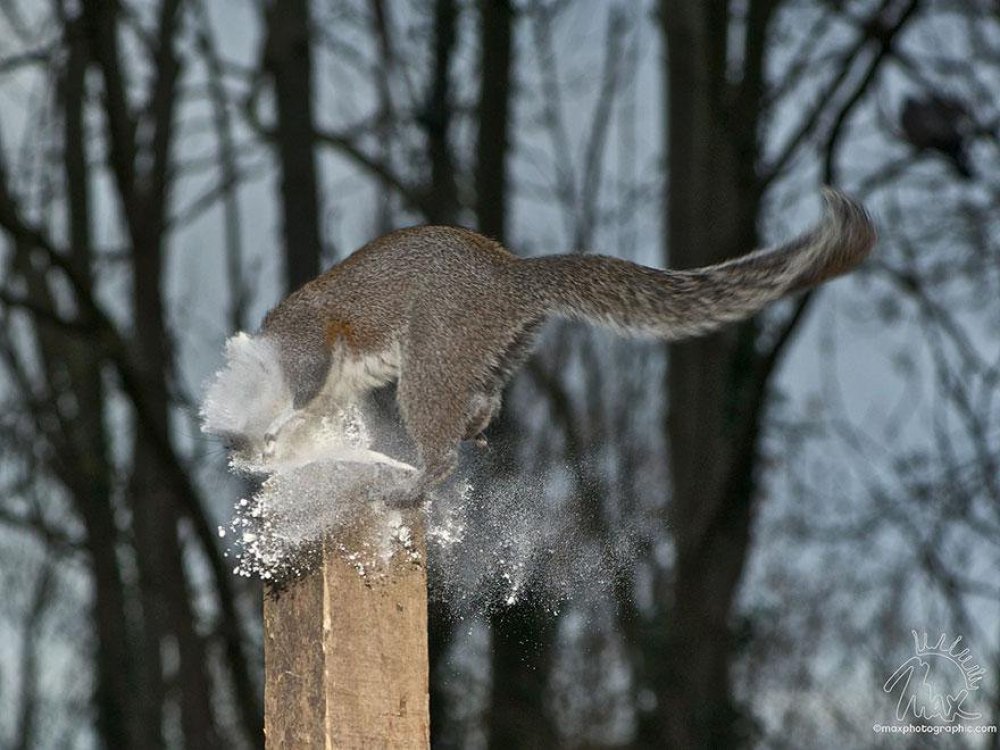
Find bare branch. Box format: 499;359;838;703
576;8;628;249
0;46;52;76
761;0;920;187
822;0;922;183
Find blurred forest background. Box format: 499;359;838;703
0;0;998;748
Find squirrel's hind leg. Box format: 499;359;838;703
397;379;463;495
396;300;535;500
394;387;496;506
396;362;477;497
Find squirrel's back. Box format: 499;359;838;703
261;188;874;349
214;189;873;491
262;225;520;340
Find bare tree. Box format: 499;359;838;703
264;0;323;292
0;2;262;747
475;0;514;242
1;1;997;748
648;0;925;745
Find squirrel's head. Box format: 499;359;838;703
200;333;291;457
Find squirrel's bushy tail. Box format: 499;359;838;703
522;189;876;341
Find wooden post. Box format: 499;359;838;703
263;512;430;749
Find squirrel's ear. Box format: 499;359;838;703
219;431;250;454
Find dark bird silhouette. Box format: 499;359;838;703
900;94;974;179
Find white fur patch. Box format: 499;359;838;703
200;333;291;442
318;342;401;406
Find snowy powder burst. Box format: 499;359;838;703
218;404;430;584
204;333;641;614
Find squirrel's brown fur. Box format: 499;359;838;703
219;189;875;502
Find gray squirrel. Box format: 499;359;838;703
202;188;875;504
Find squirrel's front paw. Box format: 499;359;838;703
262;433;277;458
262;409;307;459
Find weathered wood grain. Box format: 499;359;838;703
264;513;429;749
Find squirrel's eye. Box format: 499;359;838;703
222;433;249;453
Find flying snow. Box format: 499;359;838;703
200;333;290;445
204;332;642;616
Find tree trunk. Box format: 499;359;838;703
487;601;559;750
127;151;223;750
653;1;772;746
265;0;323;292
85;2;225;746
475;6;565;744
475;0;514;242
424;1;463;744
424;0;460;224
57;17;142;749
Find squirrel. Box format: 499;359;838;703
202;188;875;504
